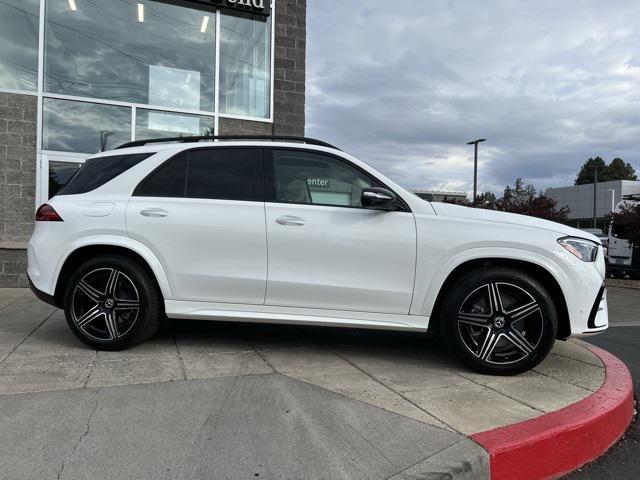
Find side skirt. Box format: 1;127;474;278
165;300;429;332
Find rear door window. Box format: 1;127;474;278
58;152;154;195
185;148;262;201
133;153;188;198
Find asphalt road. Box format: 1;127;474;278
565;286;640;479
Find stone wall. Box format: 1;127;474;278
218;117;274;136
0;93;36;287
273;0;306;136
0;249;27;288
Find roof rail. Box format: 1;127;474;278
116;135;340;151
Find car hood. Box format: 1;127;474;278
430;202;599;242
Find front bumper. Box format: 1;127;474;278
577;284;608;335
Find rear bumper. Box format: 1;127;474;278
28;274;60;308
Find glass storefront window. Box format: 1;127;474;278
48;160;81;198
43;98;131;153
219;13;271;118
44;0;216;111
0;0;40;91
135;109;215;140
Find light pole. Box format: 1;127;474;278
608;188;616;213
589;164;599;229
467;138;487;206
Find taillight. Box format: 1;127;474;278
35;204;63;222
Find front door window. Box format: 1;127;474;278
271;150;378;208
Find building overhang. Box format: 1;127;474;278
157;0;271;18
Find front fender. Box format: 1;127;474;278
54;235;173;300
413;246;574;319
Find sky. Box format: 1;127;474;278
305;0;640;196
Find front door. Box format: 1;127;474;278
126;147;267;304
264;149;417;315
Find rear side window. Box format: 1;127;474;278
58;153;154;195
134;148;262;201
186;148;260;201
134;153;188;198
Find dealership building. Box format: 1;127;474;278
0;0;306;286
546;180;640;230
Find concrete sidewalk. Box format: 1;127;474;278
0;289;611;479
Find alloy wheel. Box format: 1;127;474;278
71;268;141;342
457;282;544;365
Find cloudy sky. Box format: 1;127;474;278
305;0;640;196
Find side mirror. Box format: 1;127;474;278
361;187;397;211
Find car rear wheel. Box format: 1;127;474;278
441;267;558;375
63;255;162;350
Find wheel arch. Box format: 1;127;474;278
426;257;571;340
54;240;171;307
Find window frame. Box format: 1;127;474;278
133;146;265;203
264;147;411;213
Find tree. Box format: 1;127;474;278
501;178;536;207
498;179;569;222
575;156;637;184
606;158;637;182
575;157;607;185
476;191;498;209
503;194;570;223
440;178;569;223
610;202;640;247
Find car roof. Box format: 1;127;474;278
90;140;344;160
115;135;339;151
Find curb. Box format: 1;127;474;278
471;346;634;480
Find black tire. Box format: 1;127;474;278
63;255;162;350
441;267;557;375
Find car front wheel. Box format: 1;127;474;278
441;267;558;375
63;255;162;350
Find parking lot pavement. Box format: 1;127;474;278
1;374;490;480
0;288;614;479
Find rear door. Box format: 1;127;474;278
126;147;267;304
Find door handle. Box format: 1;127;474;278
140;208;169;218
276;215;305;226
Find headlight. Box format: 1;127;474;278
558;237;599;262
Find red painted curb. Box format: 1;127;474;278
471;345;634;480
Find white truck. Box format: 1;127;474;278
608;194;640;278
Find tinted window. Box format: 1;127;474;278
271;150;378;208
49;161;81;199
134;153;188;198
186;149;260;201
58;153;154;195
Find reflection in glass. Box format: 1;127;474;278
135;110;215;140
273;150;376;208
219;14;271;118
43;98;131;153
0;0;40;91
49;161;81;198
44;0;215;111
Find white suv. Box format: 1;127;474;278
28;136;608;375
